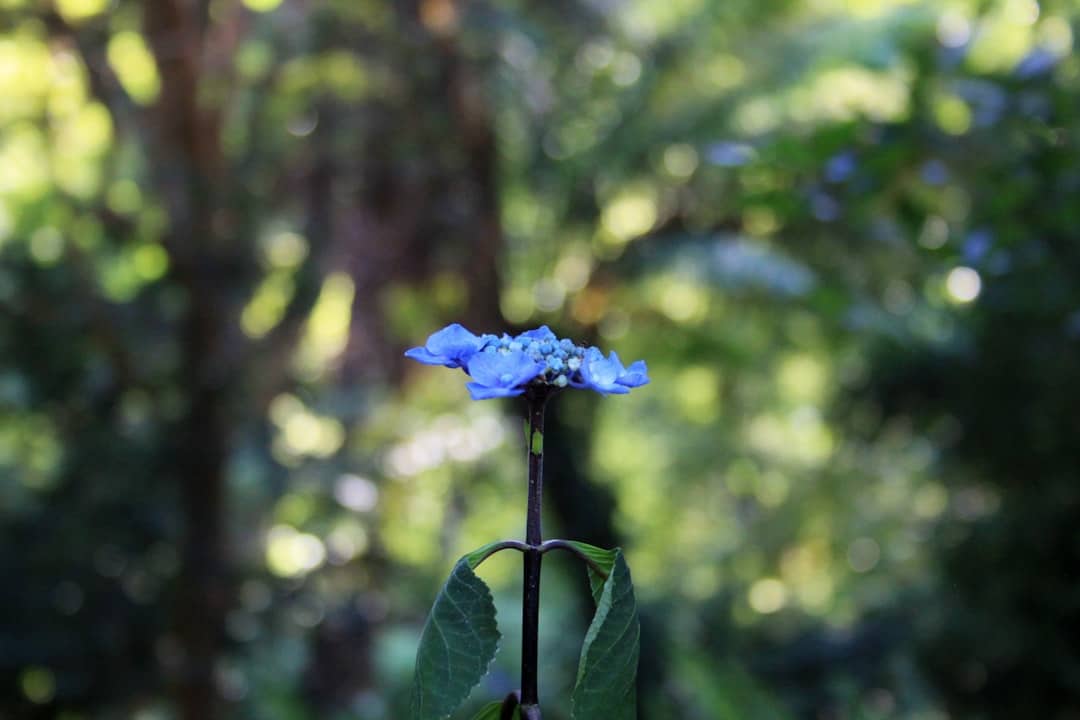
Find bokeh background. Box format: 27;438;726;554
2;0;1079;718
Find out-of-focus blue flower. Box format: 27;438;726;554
404;323;648;399
404;323;488;368
465;351;546;400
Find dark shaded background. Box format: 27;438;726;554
1;0;1079;718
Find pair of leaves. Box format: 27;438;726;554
410;541;639;720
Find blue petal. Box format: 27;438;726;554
466;382;526;400
580;350;632;394
516;325;557;343
404;346;453;366
424;323;485;365
617;360;650;387
467;350;544;388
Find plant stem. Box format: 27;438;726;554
521;388;548;712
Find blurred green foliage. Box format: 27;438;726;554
1;0;1079;718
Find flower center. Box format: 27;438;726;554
499;373;514;384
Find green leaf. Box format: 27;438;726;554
462;540;514;571
470;700;520;720
562;541;618;604
569;547;640;720
411;555;501;720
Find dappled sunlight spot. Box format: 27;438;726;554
274;492;315;526
244;0;283;11
598;308;630;340
595;421;669;483
1038;15;1074;56
241;271;295;338
966;3;1035;73
320;50;369;101
106;32;160;105
269;393;345;463
657;279;709;325
265;525;326;578
791;65;911;125
0;32;52;123
937;9;972;48
19;666;55;704
662;143;699;180
533;277;566;312
918;215;949;249
294;272;354;380
946;266;981;303
553;250;593;293
99;251;149;302
334;474;379;512
781;541;834;612
326;520;369;564
914;482;948;518
746;408;835;466
28;227;64;266
383;413;506;478
106;179;143;215
748;577;788;614
778;354;828;405
504;188;557;239
261;231;308;269
607;474;667;536
0;123;50;201
847;537;881;573
51;101;112;198
933;93;972;136
500;285;535;324
132;243;169;282
1;413;62;490
55;0;109;22
611;51;642;87
681;564;721;600
699;54;746;93
618;0;707;39
600;185;658;245
419;0;458;34
755;471;790;507
742;207;780;237
795;573;835;612
47;49;88;117
733;97;781;135
382;481;448;567
674;366;720;424
843;0;918;18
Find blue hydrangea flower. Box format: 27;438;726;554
465;351;546;400
404;323;649;399
404;323;488;369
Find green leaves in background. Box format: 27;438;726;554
412;548;502;720
565;542;640;720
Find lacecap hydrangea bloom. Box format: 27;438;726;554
405;323;649;400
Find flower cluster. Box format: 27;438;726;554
405;323;649;400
